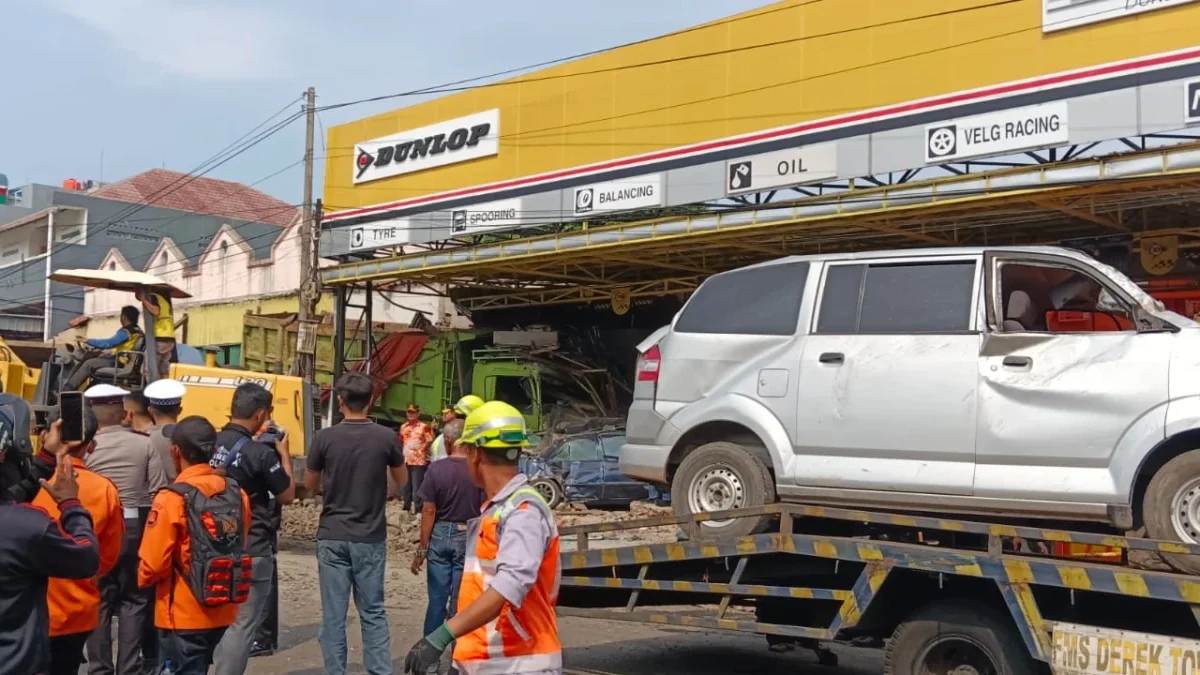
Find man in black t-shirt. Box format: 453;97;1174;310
305;373;407;675
210;383;295;675
412;418;486;636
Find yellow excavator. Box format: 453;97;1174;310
2;269;313;471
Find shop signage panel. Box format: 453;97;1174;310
1187;79;1200;124
451;197;524;234
725;143;839;196
573;174;663;216
349;219;411;250
353;109;500;184
1042;0;1200;32
924;102;1069;163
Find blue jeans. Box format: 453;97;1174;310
317;539;392;675
423;521;468;635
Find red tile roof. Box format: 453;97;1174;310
91;168;297;227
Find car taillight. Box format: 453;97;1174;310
637;344;661;383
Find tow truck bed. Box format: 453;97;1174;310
556;504;1200;674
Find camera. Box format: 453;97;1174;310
0;394;52;503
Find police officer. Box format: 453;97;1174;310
138;378;186;672
430;395;483;463
84;383;167;675
404;401;562;675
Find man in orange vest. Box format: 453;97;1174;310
33;408;126;675
138;416;252;675
403;401;561;675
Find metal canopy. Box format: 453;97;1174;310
321;143;1200;311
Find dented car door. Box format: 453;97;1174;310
975;252;1171;504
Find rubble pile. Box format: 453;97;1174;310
279;499;677;555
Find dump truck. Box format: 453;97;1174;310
241;313;623;433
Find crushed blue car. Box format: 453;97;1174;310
519;430;669;510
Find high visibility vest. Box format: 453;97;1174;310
430;434;446;462
454;486;561;675
116;325;143;354
150;292;174;339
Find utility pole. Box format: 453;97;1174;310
293;87;319;379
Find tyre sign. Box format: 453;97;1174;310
924;102;1069;163
348;218;411;250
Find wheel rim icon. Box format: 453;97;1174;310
577;190;593;210
929;128;956;156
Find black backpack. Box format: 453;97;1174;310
167;477;252;607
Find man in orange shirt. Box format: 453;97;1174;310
138;417;252;675
399;403;433;514
32;409;127;675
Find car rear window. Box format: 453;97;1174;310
674;261;809;335
816;260;977;333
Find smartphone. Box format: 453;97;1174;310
60;392;86;443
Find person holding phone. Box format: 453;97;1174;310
32;410;127;675
0;418;102;675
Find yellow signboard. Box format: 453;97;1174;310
324;0;1200;222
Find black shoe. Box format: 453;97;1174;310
249;641;275;658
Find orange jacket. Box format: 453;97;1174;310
137;464;251;630
31;456;125;637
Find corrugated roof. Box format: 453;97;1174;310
92;168;297;227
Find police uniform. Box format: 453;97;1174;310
82;384;164;675
138;378;187;672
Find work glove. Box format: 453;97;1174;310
404;623;454;674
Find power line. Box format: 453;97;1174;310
315;0;826;114
0;98;306;284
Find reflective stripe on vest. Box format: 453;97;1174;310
430;434;445;462
151;292;174;339
454;485;561;674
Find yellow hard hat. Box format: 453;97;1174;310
453;394;485;417
460;400;528;450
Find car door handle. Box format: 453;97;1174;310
819;352;844;364
1002;356;1032;368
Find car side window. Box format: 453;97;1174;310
600;435;624;460
816;261;977;334
675;261;809;335
996;261;1135;333
561;438;602;462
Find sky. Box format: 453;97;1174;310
0;0;771;206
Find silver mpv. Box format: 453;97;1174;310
621;246;1200;574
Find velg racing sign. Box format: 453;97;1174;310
1051;621;1200;675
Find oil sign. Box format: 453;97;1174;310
725;143;838;196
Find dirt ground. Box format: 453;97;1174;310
263;502;886;675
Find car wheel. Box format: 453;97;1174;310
884;600;1038;675
1143;449;1200;575
671;441;776;539
531;477;565;510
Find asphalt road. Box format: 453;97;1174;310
247;553;885;674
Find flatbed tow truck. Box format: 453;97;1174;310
557;504;1200;674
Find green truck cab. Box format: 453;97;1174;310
241;314;546;432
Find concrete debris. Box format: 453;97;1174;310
278;499;676;556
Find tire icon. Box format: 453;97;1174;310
575;188;594;213
350;228;365;249
927;125;957;158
